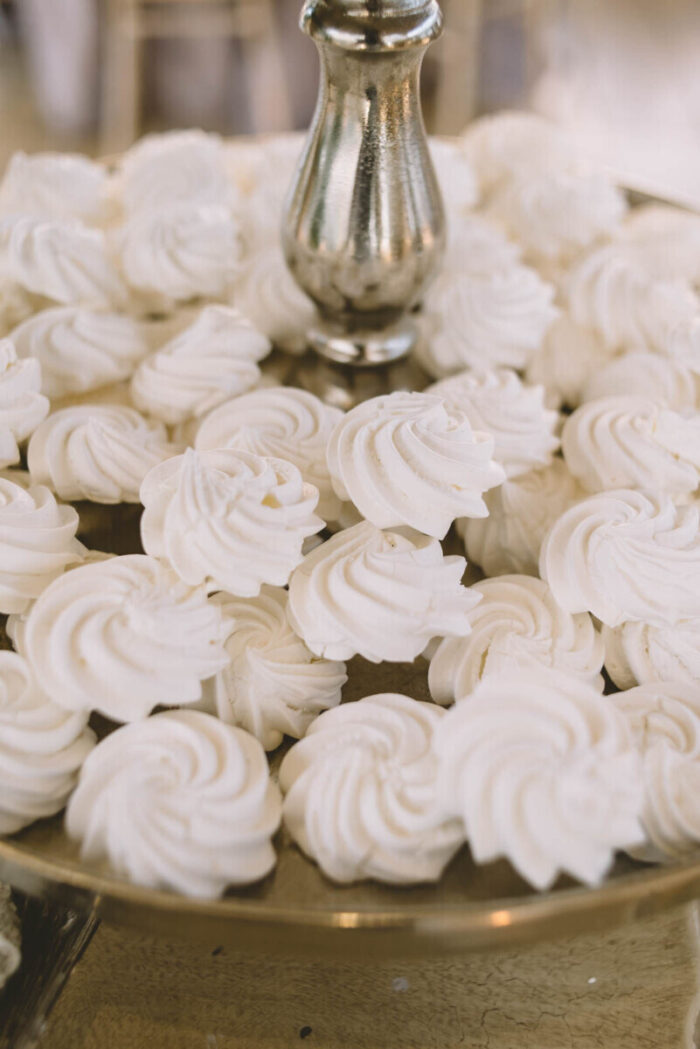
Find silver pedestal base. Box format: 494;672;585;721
308;317;418;367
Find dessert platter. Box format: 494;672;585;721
2;75;700;957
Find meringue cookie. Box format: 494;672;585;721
566;244;699;354
0;339;49;467
65;709;281;896
131;305;269;425
419;263;558;377
119;203;242;303
209;586;346;750
488;172;626;267
120;130;231;216
429;575;604;704
603;618;700;690
444;213;521;273
460;111;578;193
140;448;322;596
563;395;700;497
540;489;700;628
0;216;126;307
0;152;108;224
429;137;479;216
0;477;83;613
663;318;700;373
10;306;149;401
196;386;344;521
435;669;644;889
287;520;478;663
525;314;612;410
0;651;95;834
611;682;700;862
428;368;560;479
280;693;464;884
231;243;317;353
580;351;699;412
28;404;176;504
614;203;700;286
24;554;230;721
459;458;584;578
326;391;505;538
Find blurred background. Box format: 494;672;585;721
1;0;700;204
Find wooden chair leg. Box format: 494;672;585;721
100;2;142;156
432;0;483;135
241;0;292;133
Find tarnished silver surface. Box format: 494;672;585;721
282;0;445;365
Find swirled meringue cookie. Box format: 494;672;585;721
0;152;108;224
611;682;700;862
120;130;231;216
140;448;322;596
0;651;95;834
0;340;49;467
131;306;269;426
444;213;521;273
28;404;176;504
566;244;699;354
10;306;149;400
24;554;230;721
0;216;126;307
666;317;700;373
435;669;645;889
280;693;464;884
562;395;700;499
603;619;700;690
119;203;242;303
428;368;559;479
488;172;626;269
429;575;604;704
419;263;558;377
326;391;504;538
526;314;612;410
580;351;699;412
0;477;83;613
287;521;478;663
459;458;584;578
208;587;346;750
460;111;579;193
540;489;700;628
65;709;281;896
231;244;317;354
429;137;479;216
196;386;343;521
614;204;700;286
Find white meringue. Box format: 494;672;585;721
0;152;108;224
10;306;149;401
443;213;521;273
209;586;346;750
614;204;700;286
603;618;700;690
231;243;317;353
429;575;604;704
131;305;269;425
287;520;478;663
525;314;612;410
540;489;700;628
459;458;584;578
120;130;231;216
0;216;126;307
119;203;242;303
326;391;505;538
489;171;626;267
65;709;281;896
562;395;700;498
279;693;464;884
195;386;344;521
140;448;322;596
428;368;560;479
566;244;699;354
429;137;479;216
24;554;230;721
0;339;49;467
581;351;699;411
460;111;578;193
0;477;83;614
611;682;700;862
0;282;34;338
435;668;645;889
663;318;700;373
419;263;558;377
0;651;95;835
28;404;176;504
